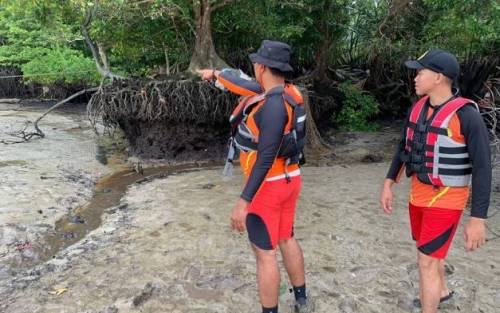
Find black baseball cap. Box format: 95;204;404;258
249;40;293;73
405;49;460;80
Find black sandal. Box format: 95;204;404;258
413;291;455;308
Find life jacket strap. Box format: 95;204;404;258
222;138;236;177
406;139;434;152
408;122;449;136
438;146;468;154
284;158;291;183
419;167;473;176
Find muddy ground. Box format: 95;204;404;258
0;100;112;268
0;100;499;313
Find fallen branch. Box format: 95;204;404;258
0;87;99;144
33;87;99;137
0;121;42;144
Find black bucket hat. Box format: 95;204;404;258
405;49;460;80
249;40;293;73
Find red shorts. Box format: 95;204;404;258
409;203;463;259
246;175;301;250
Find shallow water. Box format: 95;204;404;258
0;101;110;268
31;163;221;267
1;101;498;312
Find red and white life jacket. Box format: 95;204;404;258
400;96;478;187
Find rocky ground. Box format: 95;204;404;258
1;101;499;313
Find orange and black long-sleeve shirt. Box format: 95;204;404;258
217;70;295;202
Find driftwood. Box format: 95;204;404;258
0;88;99;144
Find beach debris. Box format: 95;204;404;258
68;215;85;224
15;241;32;251
49;287;68;296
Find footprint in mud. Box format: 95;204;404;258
444;263;455;276
322;266;337;273
132;282;160;307
20;249;39;262
377;290;398;298
179;223;195;232
311;201;333;210
200;183;216;190
182;282;224;301
62;232;76;240
149;230;161;237
68;215;85;224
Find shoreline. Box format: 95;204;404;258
1;100;498;312
1;164;498;313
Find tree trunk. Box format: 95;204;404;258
310;1;334;85
97;42;110;71
82;9;126;80
313;39;332;83
299;87;331;156
163;43;171;75
187;0;228;73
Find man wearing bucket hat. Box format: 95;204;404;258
380;49;492;313
198;40;313;313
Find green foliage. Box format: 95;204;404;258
358;0;499;63
21;47;100;85
89;0;194;75
0;0;96;84
340;0;389;63
0;0;498;88
422;0;500;56
335;82;380;131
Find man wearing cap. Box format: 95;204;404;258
198;40;313;313
380;49;491;313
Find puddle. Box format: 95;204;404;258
20;162;222;268
0;160;28;168
63;126;92;134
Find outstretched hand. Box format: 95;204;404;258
197;69;216;81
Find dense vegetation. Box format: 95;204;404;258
0;0;499;129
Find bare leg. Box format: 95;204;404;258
438;260;450;298
418;252;423;303
278;238;305;287
252;244;280;308
418;251;441;313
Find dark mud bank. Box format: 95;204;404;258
118;119;230;160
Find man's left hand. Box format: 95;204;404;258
463;217;486;252
231;198;249;233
